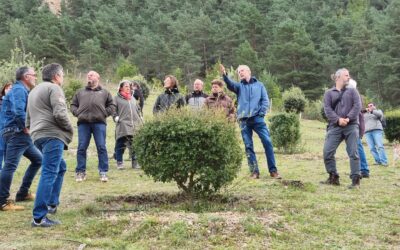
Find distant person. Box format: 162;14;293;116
71;71;116;182
364;102;388;166
153;75;185;114
131;81;144;114
220;64;281;179
0;67;42;211
27;63;73;227
113;80;143;169
186;79;208;109
205;79;235;121
348;79;370;178
322;68;362;189
0;82;12;171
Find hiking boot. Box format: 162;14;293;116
100;173;108;182
348;175;361;189
1;200;25;211
31;217;61;228
361;172;370;178
47;205;57;215
270;172;282;179
15;192;35;202
250;172;260;179
75;172;86;182
132;160;140;169
320;172;340;186
117;162;125;170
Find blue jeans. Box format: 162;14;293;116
239;116;277;174
358;139;369;174
0;135;4;170
0;131;42;205
33;138;66;220
76;123;109;173
114;136;136;162
365;130;388;165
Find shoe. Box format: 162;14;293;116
361;172;370;178
47;205;57;215
31;217;61;227
15;192;35;202
0;200;25;211
117;162;125;170
320;172;340;186
100;173;108;182
348;175;361;189
75;172;86;182
250;172;260;179
373;162;381;166
132;160;140;169
270;172;282;179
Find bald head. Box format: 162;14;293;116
237;65;252;82
87;71;100;89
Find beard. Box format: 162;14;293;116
87;80;97;88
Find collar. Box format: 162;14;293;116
86;85;102;91
240;77;257;84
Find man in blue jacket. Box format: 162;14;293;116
0;66;42;211
220;64;281;179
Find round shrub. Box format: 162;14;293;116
133;109;243;197
282;87;307;114
269;112;301;153
63;78;83;106
384;110;400;142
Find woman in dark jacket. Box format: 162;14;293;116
153;75;185;114
0;82;12;170
113;80;143;169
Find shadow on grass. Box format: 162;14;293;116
93;192;258;213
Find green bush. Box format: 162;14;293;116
116;60;139;80
269;112;301;153
384;110;400;143
303;99;324;121
63;78;83;106
133;109;243;197
282;87;307;114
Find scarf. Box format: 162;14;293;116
119;90;131;100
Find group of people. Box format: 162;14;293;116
0;63;388;227
322;68;388;189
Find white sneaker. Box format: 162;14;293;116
75;172;86;182
117;162;125;170
100;173;108;182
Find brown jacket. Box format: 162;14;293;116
205;92;236;121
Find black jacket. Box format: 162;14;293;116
153;87;185;114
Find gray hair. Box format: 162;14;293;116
15;66;31;81
331;68;348;82
42;63;63;82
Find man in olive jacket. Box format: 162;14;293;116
71;71;116;182
27;63;73;227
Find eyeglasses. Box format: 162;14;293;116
25;73;37;77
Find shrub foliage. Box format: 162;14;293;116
282;87;307;114
134;109;243;197
63;78;83;106
384;110;400;143
269;112;301;153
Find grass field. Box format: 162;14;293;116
0;89;399;249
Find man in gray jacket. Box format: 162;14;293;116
322;68;362;188
26;63;73;227
363;102;388;166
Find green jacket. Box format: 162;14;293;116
113;94;143;140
